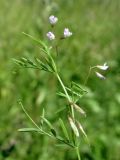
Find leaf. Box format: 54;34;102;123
35;58;53;72
56;92;68;99
21;57;28;62
40;117;53;129
18;101;41;130
66;86;83;98
59;118;70;140
40;108;45;126
13;59;25;66
13;58;39;70
71;81;88;95
18;128;40;132
55;106;66;114
55;143;67;147
56;136;74;148
71;81;87;92
45;58;55;72
51;128;57;137
26;59;36;66
40;117;57;137
22;32;47;49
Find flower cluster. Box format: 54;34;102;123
46;15;72;40
95;63;109;79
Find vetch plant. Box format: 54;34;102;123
14;15;109;160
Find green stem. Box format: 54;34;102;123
19;101;41;130
84;67;92;86
54;43;75;119
56;74;75;119
84;66;97;86
76;147;81;160
56;74;71;102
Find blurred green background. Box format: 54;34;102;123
0;0;120;160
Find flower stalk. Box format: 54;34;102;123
56;73;75;119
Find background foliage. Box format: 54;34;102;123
0;0;120;160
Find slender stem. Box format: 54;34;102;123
84;66;97;86
55;45;59;56
19;101;41;130
84;67;92;86
56;74;75;119
40;130;54;138
75;147;81;160
56;74;71;102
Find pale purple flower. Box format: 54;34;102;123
97;63;109;70
46;32;55;40
95;72;106;79
64;28;72;38
49;15;58;25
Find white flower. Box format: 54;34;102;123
68;117;79;137
97;63;109;70
49;15;58;25
46;32;55;40
64;28;72;38
95;72;106;79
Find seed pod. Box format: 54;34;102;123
77;121;87;138
68;117;79;137
71;103;86;116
